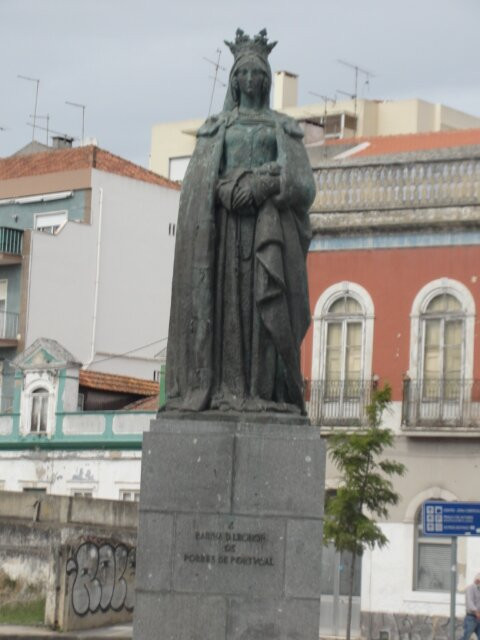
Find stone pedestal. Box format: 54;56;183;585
133;412;326;640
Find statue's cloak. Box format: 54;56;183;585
165;109;316;412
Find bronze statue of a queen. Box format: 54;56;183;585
166;29;316;415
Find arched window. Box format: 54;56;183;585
324;295;363;397
311;282;374;424
414;504;451;591
406;279;475;427
421;293;463;401
30;387;49;433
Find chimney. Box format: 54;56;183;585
273;71;298;110
52;135;73;150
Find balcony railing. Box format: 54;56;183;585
307;379;372;427
0;228;23;256
313;157;480;213
402;378;480;430
0;311;19;341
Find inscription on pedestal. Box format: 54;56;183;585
173;514;284;595
184;521;273;567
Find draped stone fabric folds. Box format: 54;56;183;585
165;109;315;414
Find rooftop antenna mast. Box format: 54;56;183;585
336;59;375;136
65;101;86;145
18;75;40;141
29;114;49;145
210;76;226;88
309;91;336;124
25;121;77;141
309;92;336;157
203;49;226;117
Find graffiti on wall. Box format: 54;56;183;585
66;541;136;616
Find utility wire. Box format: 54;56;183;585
0;334;169;382
86;336;168;367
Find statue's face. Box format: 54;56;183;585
235;60;267;99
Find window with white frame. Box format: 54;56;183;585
408;279;475;424
410;279;475;382
76;393;85;411
120;489;140;502
324;295;363;398
421;293;464;401
414;504;451;591
30;387;49;433
23;486;47;494
311;282;374;423
34;211;67;235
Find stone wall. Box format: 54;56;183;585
310;146;480;235
0;490;137;631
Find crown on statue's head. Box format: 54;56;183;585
224;28;277;62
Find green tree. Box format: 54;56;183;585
323;384;406;640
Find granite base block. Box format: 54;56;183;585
133;413;326;640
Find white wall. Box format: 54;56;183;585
26;216;97;364
89;169;178;378
150;119;199;178
361;521;480;618
25;170;179;379
0;450;142;500
323;400;480;621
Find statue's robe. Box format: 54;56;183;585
165;109;316;414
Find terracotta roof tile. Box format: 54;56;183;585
79;370;159;396
0;145;180;190
94;148;180;189
122;395;159;411
326;128;480;158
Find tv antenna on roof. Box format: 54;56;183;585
25;121;78;142
309;91;336;118
18;75;40;141
203;49;226;117
336;59;375;135
210;76;226;88
336;89;355;99
29;114;49;145
65;101;86;145
309;92;336;157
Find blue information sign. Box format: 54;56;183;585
422;501;480;536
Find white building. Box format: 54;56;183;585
150;70;480;181
305;131;480;639
0;144;180;406
0;337;155;501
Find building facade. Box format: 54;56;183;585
0;338;155;501
150;70;480;181
0;145;180;407
4;127;480;637
303;134;480;638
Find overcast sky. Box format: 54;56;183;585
1;0;479;168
